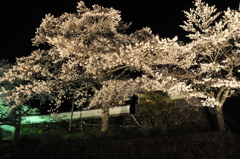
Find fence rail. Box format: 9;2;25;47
21;105;130;124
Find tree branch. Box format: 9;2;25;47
216;87;225;102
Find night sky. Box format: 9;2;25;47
0;0;239;63
0;0;240;117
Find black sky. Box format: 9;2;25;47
0;0;239;63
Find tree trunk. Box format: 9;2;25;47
68;94;75;133
213;88;230;132
101;104;109;134
12;124;21;150
12;115;22;151
215;88;231;132
215;105;226;132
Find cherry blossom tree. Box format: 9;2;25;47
0;59;40;147
93;0;240;132
179;0;240;132
1;0;238;134
33;1;190;133
163;0;240;131
0;1;175;133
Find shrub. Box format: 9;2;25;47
139;91;175;113
138;91;175;130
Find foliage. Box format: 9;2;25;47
139;91;175;116
138;91;174;133
139;121;153;136
0;1;184;133
0;59;41;132
19;121;68;140
0;0;240;133
0;59;14;124
172;0;240;131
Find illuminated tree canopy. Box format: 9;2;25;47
0;0;240;133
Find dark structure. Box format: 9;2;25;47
124;95;138;114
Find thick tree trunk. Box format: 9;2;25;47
101;104;109;134
215;105;226;132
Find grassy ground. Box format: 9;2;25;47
0;122;226;159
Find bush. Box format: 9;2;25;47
139;91;175;113
140;121;153;136
138;91;175;130
19;121;69;141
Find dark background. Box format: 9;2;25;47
0;0;238;63
0;0;239;118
